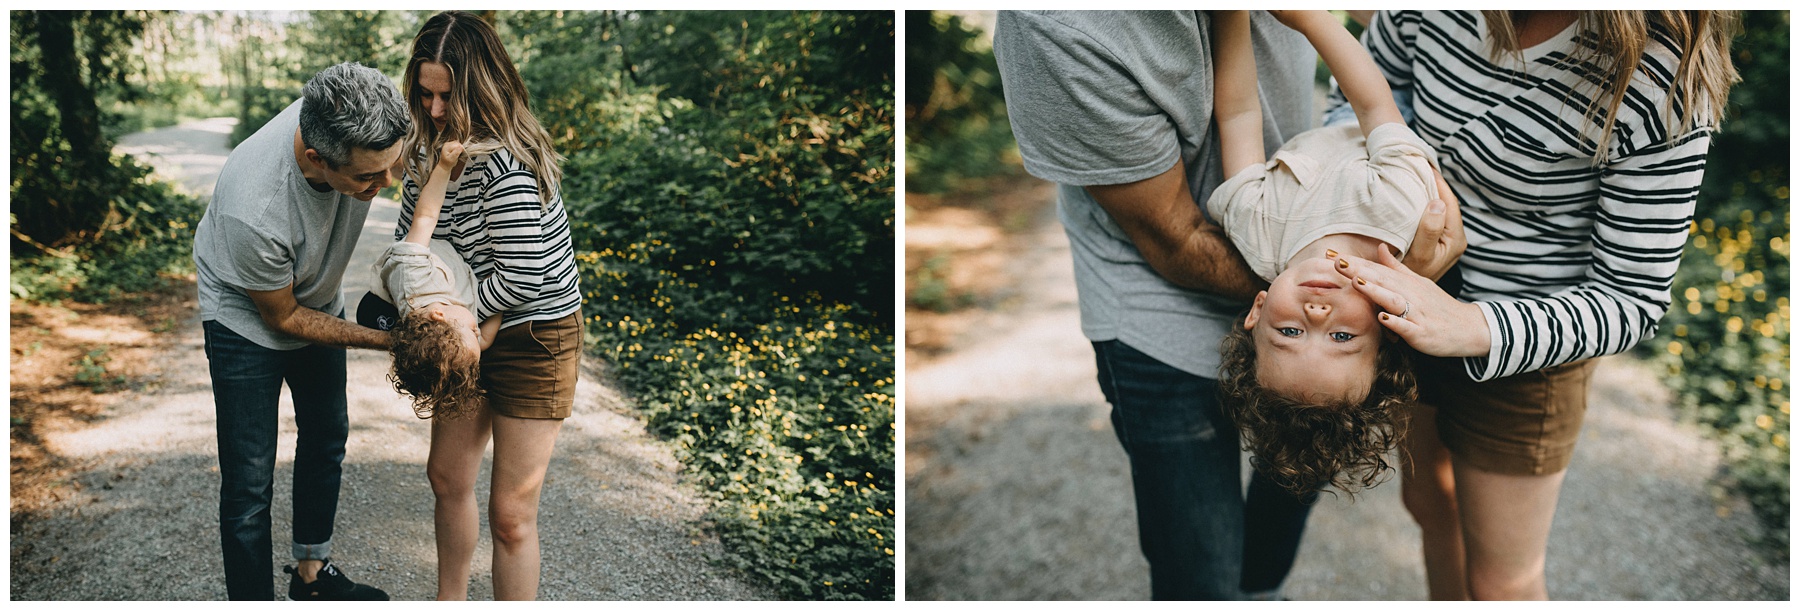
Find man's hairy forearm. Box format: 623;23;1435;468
1167;222;1267;301
1086;160;1268;302
270;306;390;350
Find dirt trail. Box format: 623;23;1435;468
10;118;769;600
903;193;1789;600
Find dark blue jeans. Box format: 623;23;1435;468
203;321;347;600
1094;340;1317;600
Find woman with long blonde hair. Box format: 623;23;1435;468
1326;10;1739;600
396;10;583;600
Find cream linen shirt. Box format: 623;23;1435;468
370;239;477;315
1206;122;1439;281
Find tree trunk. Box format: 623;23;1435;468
29;11;116;246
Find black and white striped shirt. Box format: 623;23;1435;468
397;147;582;329
1335;11;1712;381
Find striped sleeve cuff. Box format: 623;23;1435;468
1463;300;1509;382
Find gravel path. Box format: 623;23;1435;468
10;118;770;600
903;197;1790;600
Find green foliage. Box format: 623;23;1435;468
232;83;297;146
229;11;422;145
507;10;896;599
11;10;157;248
10;175;205;304
578;246;895;599
1648;10;1789;556
103;13;239;138
906;254;971;313
904;12;1018;194
72;346;126;392
12;9;205;304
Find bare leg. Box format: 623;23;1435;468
1400;402;1468;600
1455;463;1567;600
488;414;563;601
427;410;493;600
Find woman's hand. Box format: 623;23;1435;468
1402;170;1467;280
1330;246;1491;357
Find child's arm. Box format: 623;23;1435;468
403;140;466;246
479;313;502;351
1271;10;1403;138
1212;10;1265;178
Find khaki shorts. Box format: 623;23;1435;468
480;313;582;419
1417;355;1600;476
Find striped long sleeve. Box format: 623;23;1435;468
1468;130;1708;380
397;148;582;329
1338;11;1711;381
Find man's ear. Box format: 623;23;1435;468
1243;291;1267;330
303;148;326;169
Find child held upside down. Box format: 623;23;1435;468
370;140;501;419
1207;10;1440;495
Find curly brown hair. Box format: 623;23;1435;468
1217;313;1417;497
388;309;484;420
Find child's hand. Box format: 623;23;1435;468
436;140;465;171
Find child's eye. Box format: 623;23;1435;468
1330;332;1355;342
1278;328;1301;337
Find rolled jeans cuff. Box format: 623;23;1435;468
293;540;332;561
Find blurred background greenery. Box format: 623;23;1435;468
1648;9;1790;558
906;10;1789;558
11;10;893;600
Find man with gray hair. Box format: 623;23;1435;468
193;62;406;601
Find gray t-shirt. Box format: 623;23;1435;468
995;10;1315;376
194;99;371;350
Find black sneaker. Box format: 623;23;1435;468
284;560;390;601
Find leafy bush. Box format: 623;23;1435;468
11;10;205;304
1648;10;1789;556
577;243;894;599
509;11;896;599
904;12;1019;194
11;169;204;304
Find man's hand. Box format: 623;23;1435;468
248;284;391;350
1400;170;1466;281
1084;159;1266;301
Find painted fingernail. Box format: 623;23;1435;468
1380;312;1390;321
1337;258;1350;269
1356;277;1366;285
1325;248;1339;258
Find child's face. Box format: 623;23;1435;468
1244;257;1383;402
426;302;482;360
